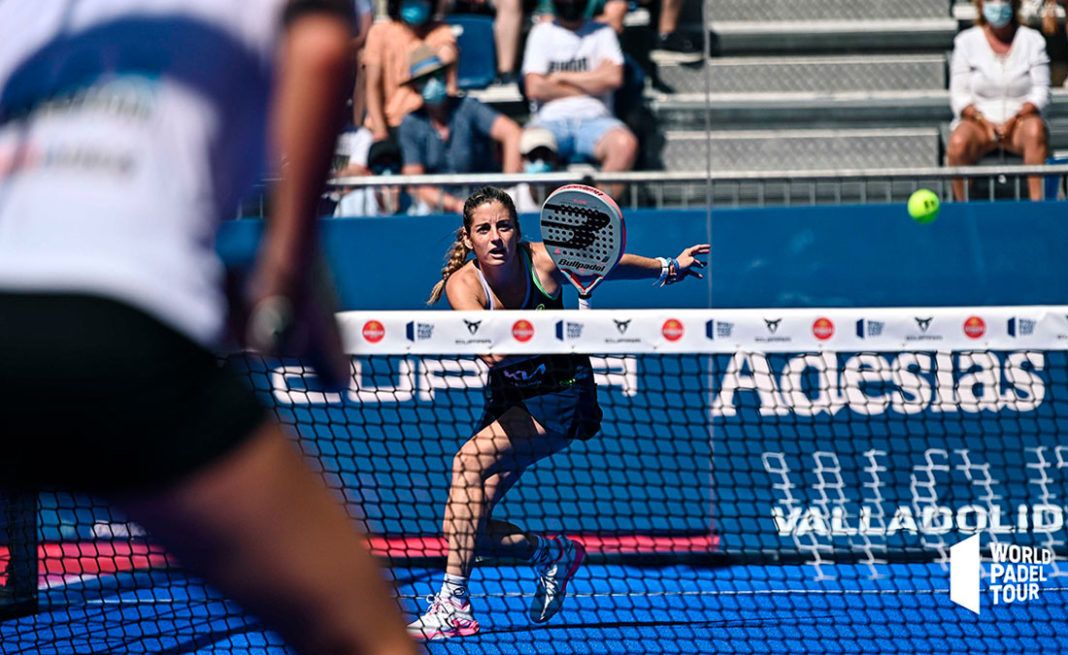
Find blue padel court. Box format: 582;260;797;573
3;559;1065;654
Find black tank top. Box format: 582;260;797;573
475;244;562;311
479;244;589;395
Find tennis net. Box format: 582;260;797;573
4;306;1068;653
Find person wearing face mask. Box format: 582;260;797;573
948;0;1051;200
522;0;638;200
334;139;412;216
363;0;459;142
511;126;562;213
398;46;523;214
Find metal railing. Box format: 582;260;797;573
236;164;1068;217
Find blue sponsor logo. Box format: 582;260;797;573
855;319;885;339
706;320;734;340
555;320;584;341
1007;318;1035;338
405;321;434;341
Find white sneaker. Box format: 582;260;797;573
529;534;586;623
407;594;480;640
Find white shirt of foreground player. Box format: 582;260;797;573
0;0;285;347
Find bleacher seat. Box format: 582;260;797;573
446;15;497;91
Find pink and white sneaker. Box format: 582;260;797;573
529;534;586;623
407;595;480;640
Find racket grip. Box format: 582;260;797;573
578;294;592;311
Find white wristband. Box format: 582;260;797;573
654;257;670;287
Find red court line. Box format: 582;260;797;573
1;542;173;588
367;533;719;558
1;533;716;587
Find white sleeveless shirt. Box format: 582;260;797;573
0;0;285;345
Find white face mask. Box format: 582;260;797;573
983;1;1014;28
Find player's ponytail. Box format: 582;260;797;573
427;186;520;305
427;227;471;305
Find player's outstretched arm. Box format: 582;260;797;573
609;244;709;284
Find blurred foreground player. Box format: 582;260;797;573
0;2;416;654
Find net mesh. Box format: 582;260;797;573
3;307;1068;654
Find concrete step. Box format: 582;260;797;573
657;54;947;95
707;18;959;55
653;88;1068;130
654;90;952;129
708;0;951;22
662;127;942;171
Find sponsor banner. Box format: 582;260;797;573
713;348;1068;559
335;307;1068;355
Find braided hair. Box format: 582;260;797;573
426;186;520;305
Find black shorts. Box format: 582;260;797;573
0;293;266;494
479;355;603;441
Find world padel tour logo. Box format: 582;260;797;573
812;317;834;341
512;319;535;342
662;318;684;341
963;316;986;339
706;319;734;340
1008;317;1036;337
950;535;1055;614
405;321;433;341
855;319;884;338
555;320;583;341
362;320;385;343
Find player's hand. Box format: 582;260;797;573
668;243;709;284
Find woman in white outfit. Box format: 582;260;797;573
947;0;1051;200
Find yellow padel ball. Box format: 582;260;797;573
908;189;940;224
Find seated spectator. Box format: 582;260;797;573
512;126;563;213
522;0;638;199
335;140;412;217
363;0;459;141
440;0;524;85
399;46;523;213
948;0;1051;200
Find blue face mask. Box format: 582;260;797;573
983;1;1014;28
524;159;553;174
400;0;431;26
420;76;448;105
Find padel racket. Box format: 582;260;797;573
539;184;625;310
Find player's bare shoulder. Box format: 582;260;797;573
444;261;486;309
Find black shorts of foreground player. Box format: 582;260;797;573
407;186;709;640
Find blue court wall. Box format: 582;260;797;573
216;201;1068;309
